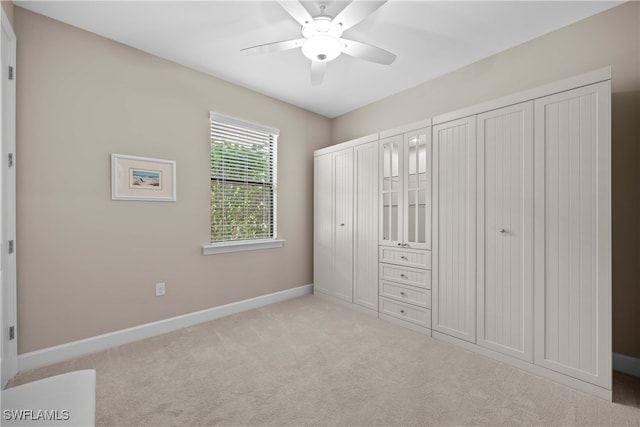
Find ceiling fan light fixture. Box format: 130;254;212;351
301;34;342;62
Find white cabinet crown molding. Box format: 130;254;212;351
315;133;378;156
433;67;611;126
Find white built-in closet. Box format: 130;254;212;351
313;68;611;400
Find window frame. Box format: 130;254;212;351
202;112;284;255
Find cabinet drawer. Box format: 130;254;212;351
379;297;431;329
379;247;431;269
379;281;431;309
379;263;431;289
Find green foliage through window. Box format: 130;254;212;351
209;115;277;243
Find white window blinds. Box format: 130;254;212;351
209;112;279;243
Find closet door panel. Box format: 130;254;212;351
354;142;379;310
404;128;432;250
433;117;477;343
534;82;611;388
380;136;403;247
333;149;354;302
477;102;534;361
313;154;333;295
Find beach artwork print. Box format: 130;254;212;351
130;168;162;190
112;154;176;201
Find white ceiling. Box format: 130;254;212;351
15;0;622;118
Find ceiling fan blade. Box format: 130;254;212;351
340;38;396;65
277;0;314;26
310;61;327;86
241;38;305;55
331;0;387;32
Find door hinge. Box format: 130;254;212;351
8;66;13;81
9;326;14;340
8;153;13;167
8;240;14;254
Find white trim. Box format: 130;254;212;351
613;352;640;378
312;292;378;318
18;284;312;372
314;133;378;156
378;117;432;139
433;331;612;401
1;6;18;389
378;313;432;336
202;238;285;255
433;67;611;125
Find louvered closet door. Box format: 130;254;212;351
314;154;333;295
433;116;477;343
354;141;378;310
534;82;611;388
477;102;534;361
332;149;354;302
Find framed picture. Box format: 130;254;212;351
111;153;176;201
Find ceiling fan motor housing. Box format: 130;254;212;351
301;16;344;62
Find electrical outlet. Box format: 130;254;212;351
155;282;166;297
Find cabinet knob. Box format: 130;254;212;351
340;223;345;226
400;274;407;278
400;256;408;261
400;309;406;315
500;229;506;234
400;291;407;297
397;243;402;246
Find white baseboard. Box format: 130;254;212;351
18;284;313;372
432;331;612;401
613;352;640;378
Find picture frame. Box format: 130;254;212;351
111;153;176;201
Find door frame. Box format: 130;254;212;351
1;7;17;388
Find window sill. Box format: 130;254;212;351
202;239;285;255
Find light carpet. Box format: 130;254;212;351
8;295;640;426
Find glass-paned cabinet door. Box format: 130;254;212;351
404;128;432;249
380;135;402;246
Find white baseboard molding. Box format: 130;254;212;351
18;284;313;372
613;352;640;378
432;331;612;401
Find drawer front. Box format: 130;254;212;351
379;297;432;329
379;247;431;269
379;263;431;289
379;281;431;308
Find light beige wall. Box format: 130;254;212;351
333;2;640;359
1;1;14;26
14;7;331;353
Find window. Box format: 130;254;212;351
204;112;283;255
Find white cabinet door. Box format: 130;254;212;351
380;135;403;247
404;128;432;250
380;129;432;250
533;82;611;389
314;154;333;295
313;149;354;302
354;141;378;310
477;102;534;362
332;149;354;302
433;116;477;343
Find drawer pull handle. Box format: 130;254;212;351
400;291;407;297
400;274;407;278
397;243;402;246
400;256;408;261
400;309;406;315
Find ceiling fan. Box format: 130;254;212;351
241;0;396;85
